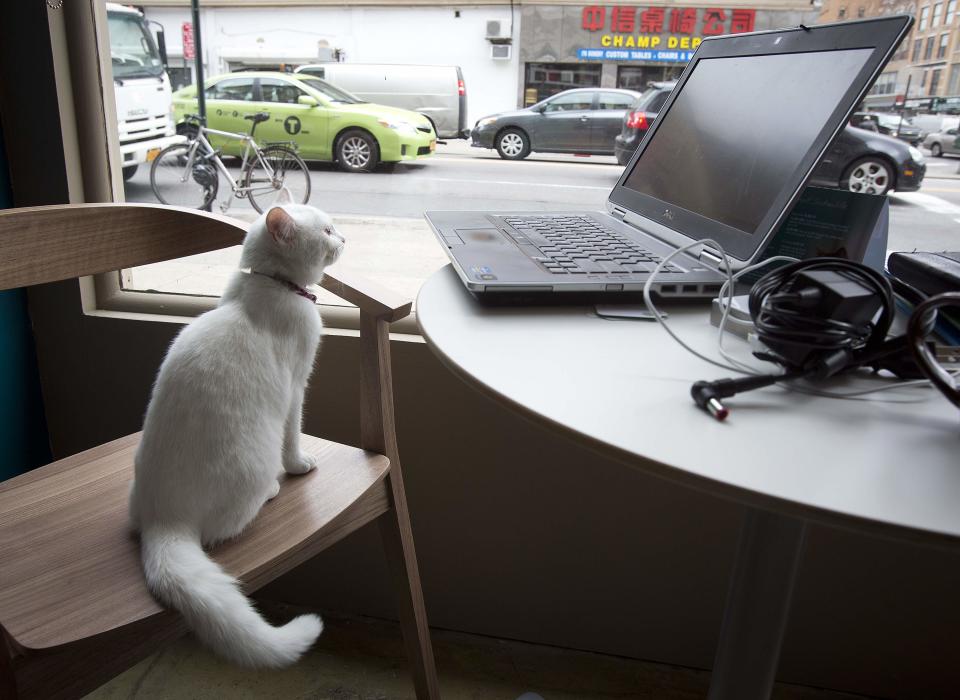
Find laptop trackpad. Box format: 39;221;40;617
456;228;509;245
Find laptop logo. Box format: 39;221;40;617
662;209;675;221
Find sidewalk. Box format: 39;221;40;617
129;210;449;305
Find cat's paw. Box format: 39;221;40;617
284;453;319;475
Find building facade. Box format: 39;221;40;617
819;0;960;110
139;1;819;128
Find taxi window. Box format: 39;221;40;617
206;77;254;101
260;78;306;104
544;92;594;113
597;92;635;110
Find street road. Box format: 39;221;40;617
124;140;960;252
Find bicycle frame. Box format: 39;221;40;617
177;124;282;211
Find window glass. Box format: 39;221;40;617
924;36;935;60
543;92;593;112
930;68;942;94
647;91;670;112
920;5;930;30
525;63;601;103
107;12;164;80
597;92;635;110
260;78;306;104
932;2;943;25
296;76;363;104
206;78;255;101
99;5;960;319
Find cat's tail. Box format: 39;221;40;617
140;526;322;668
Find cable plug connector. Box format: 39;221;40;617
691;381;730;421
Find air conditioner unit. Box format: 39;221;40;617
486;20;512;44
490;44;512;60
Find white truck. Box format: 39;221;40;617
106;3;182;181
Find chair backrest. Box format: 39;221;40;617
0;203;246;291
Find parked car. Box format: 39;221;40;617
295;63;467;140
849;112;924;146
615;83;924;196
814;126;926;195
172;72;436;172
470;88;642;160
613;81;675;166
923;126;960;157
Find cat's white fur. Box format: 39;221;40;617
129;190;344;668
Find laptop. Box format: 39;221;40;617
425;16;913;303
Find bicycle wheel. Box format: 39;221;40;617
244;145;311;213
150;142;218;210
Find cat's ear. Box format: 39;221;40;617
275;187;294;205
265;206;296;244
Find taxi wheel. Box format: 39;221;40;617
336;129;379;173
496;128;530;160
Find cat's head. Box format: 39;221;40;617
240;189;345;286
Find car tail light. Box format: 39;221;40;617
458;79;466;96
626;111;648;130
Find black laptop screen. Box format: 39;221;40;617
621;48;872;235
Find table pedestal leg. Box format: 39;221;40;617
707;508;807;700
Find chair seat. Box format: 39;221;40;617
0;433;391;653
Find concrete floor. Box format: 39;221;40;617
83;602;874;700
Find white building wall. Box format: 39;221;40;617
143;5;520;127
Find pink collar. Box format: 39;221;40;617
250;271;317;303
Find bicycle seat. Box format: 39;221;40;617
245;112;271;124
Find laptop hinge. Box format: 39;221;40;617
699;247;724;267
611;207;627;221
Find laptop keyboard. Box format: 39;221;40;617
501;215;683;275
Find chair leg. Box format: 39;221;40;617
379;473;440;700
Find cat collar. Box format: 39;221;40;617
250;270;317;303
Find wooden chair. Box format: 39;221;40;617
0;203;439;700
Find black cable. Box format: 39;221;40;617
692;258;898;420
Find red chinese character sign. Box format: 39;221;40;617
582;6;606;31
577;6;760;63
182;22;195;60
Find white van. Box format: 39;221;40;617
295;63;467;139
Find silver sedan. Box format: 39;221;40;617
923;126;960;157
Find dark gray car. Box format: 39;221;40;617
471;88;641;160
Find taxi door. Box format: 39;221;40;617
253;77;328;160
203;76;257;156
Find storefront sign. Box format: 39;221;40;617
577;6;756;61
577;48;695;62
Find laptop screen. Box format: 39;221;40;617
622;49;872;235
608;17;911;262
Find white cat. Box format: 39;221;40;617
129;190;344;668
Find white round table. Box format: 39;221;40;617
417;264;960;699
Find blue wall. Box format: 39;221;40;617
0;121;51;480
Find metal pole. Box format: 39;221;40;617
707;509;807;700
191;0;205;122
896;73;912;140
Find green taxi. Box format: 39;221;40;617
172;71;436;172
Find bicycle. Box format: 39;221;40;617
150;112;311;214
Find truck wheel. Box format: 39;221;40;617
122;165;138;181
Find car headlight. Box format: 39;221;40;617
476;117;498;129
378;119;418;134
908;145;924;162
